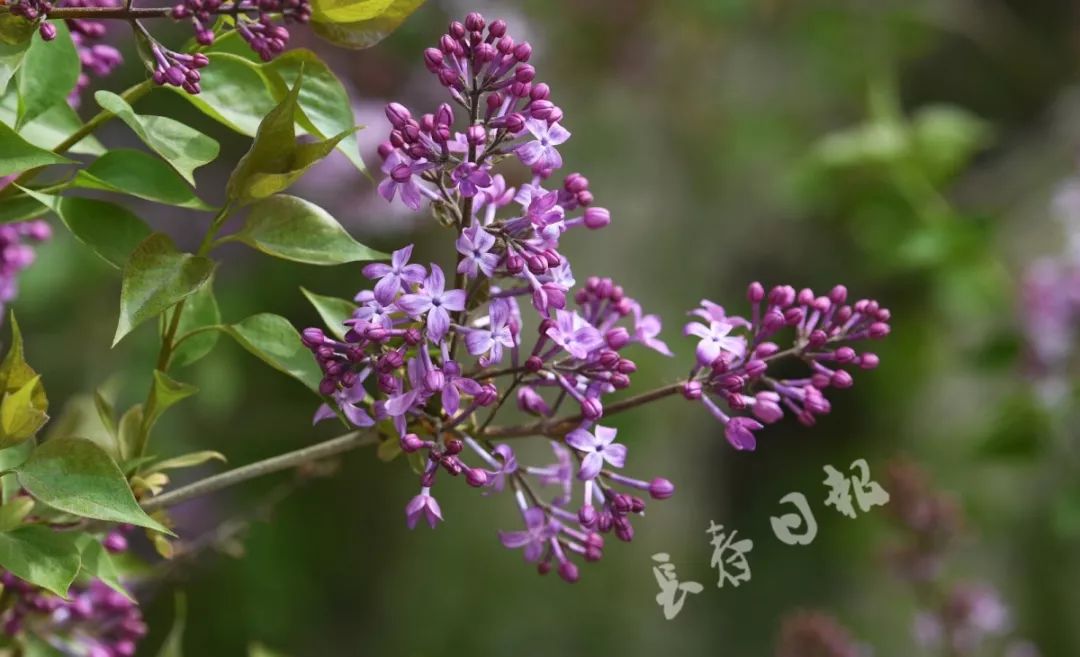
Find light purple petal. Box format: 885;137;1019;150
515;141;545;166
547;123;571;145
441;289;467;312
602;443;627;469
593;425;618;446
362;262;392;279
391;245;413;268
578;452;603;480
565;428;597;451
396;294;431;318
312;404;336;425
427;307;450;342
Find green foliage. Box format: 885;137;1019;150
0;121;71;176
0;15;34;95
228;194;384;265
147;450;226;473
144;370;199;437
73;149;214;210
301;287;356;340
14;436;171;533
171;52;276;136
171;277;222;368
18;189;152;269
0;92;105;155
222;313;322;392
0;526;81;597
265;49;366;172
95;90;220;186
0;314;48;448
156;595;187;657
74;534;134;601
15;22;79;129
113;234;215;346
310;0;426;49
226;73;356;204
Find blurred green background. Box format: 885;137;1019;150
14;0;1080;654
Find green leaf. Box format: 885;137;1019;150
149;450;225;473
93;390;118;440
15;22;79;128
116;404;143;463
144;370;198;433
300;287;355;340
0;313;47;412
113;233;215;346
95;90;220;186
265;50;365;172
0;194;48;223
0;16;33;96
170;52;276;136
0;525;80;597
230;195;384;265
0;93;106;155
171;275;221;368
310;0;425;48
15;437;172;533
249;644;290;657
222;314;322;392
18;188;152;269
156;594;187;657
75;535;134;601
0;442;34;502
73;150;213;210
0;121;72;176
0;495;34;531
0;374;48;447
225;73;357;204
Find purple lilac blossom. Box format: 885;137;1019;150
299;13;891;583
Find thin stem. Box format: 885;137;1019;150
481;380;687;439
141;431;378;511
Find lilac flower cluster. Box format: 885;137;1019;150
884;460;1038;657
681;283;890;451
0;533;146;657
0;220;51;318
147;41;208;94
301;13;890;582
58;0;123;105
170;0;310;61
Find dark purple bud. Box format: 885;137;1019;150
423;47;443;71
488;18;507;37
762;307;785;332
400;433;424;453
38;22;57;41
649;478;675;500
525;355;543;372
744;359;767;378
605;327;630;350
448;21;465;39
466;124;486;145
583;207;610;229
301;327;325;348
682;380;702;400
784;307;804;326
530;82;550;100
581;397;603;420
477;384;498;406
860;353;880;369
444;438;463;455
753;341;780;358
835;346;856;363
465;467;488;487
318;378;337;396
558;560;579;583
831;370;853;388
505;253;524;274
808;329;828;348
869;322;890;339
103;532;128;553
464;11;484;31
514;64;535;82
385;102;411;128
578;505;597;528
513;42;532;62
616;359;636;374
747;281;765;302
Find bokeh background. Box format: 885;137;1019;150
13;0;1080;654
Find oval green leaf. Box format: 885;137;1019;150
15;437;172;533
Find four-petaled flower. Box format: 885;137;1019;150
465;299;516;366
456;225;499;278
546;309;604;360
725;416;762;451
451;162;493;198
632;302;672;356
498;507;552;562
398;264;466;342
515;118;570;172
362;245;426;305
684;317;747;367
405;489;443;529
565;424;627;480
378;158;434;211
